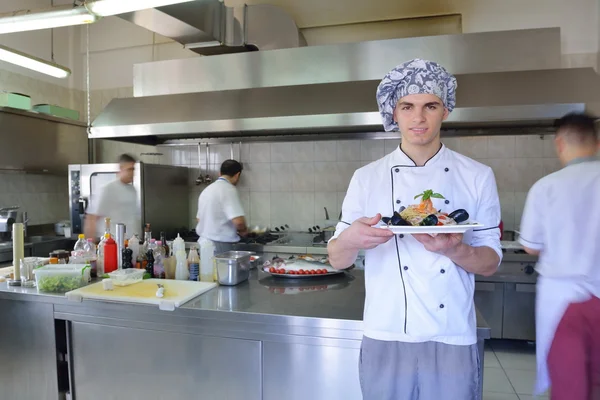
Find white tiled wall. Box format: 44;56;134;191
95;132;573;232
0;172;69;225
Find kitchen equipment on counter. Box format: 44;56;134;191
68;162;189;237
214;251;254;286
0;206;29;241
66;279;217;310
54;220;71;236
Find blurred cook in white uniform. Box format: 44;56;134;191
328;59;502;400
84;153;140;240
519;112;600;400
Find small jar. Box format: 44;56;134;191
50;250;69;264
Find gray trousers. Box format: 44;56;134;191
212;241;235;255
359;336;480;400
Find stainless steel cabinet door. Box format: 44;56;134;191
0;300;58;400
474;281;504;338
71;322;262;400
263;341;362;400
502;283;536;341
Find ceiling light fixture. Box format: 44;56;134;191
0;44;71;78
85;0;196;17
0;6;97;35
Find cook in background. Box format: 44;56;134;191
519;112;600;400
84;154;140;241
196;160;248;281
328;59;502;400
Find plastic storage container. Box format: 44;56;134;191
34;264;91;292
107;269;144;286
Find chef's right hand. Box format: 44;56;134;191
337;214;394;250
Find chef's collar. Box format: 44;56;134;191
566;156;598;167
392;143;447;167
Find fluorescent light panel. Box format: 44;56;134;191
0;1;195;35
0;6;97;35
0;45;70;78
86;0;196;17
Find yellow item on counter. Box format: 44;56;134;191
213;258;218;282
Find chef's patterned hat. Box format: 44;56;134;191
376;58;458;132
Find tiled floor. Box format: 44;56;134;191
483;340;549;400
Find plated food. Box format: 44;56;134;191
379;189;482;234
262;256;345;278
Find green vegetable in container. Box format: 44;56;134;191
37;275;83;292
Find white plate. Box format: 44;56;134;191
378;221;484;234
263;270;345;279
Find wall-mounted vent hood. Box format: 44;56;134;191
91;28;598;144
117;0;305;56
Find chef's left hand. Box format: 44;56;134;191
412;233;463;255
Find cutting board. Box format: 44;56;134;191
66;279;217;311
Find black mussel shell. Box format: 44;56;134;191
449;209;469;223
420;214;438;226
381;216;391;225
398;206;406;212
390;211;411;226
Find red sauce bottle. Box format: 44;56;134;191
104;237;118;273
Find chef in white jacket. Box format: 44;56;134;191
519;112;600;400
328;59;502;400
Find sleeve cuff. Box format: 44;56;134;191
518;236;543;250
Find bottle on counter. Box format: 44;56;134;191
173;234;188;280
121;240;134;269
160;232;170;257
103;236;118;274
84;238;98;278
103;217;112;240
187;246;200;281
73;234;86;255
199;240;215;283
153;240;165;279
128;234;140;267
145;245;154;278
142;223;152;253
96;233;109;276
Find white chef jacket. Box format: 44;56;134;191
519;157;600;395
333;144;502;345
196;177;245;243
88;179;141;238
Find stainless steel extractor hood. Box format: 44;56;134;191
117;0;305;56
91;28;598;143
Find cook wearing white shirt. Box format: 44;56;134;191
196;159;248;255
84;153;141;240
328;59;502;400
519;113;600;400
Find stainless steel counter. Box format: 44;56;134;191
0;269;490;400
